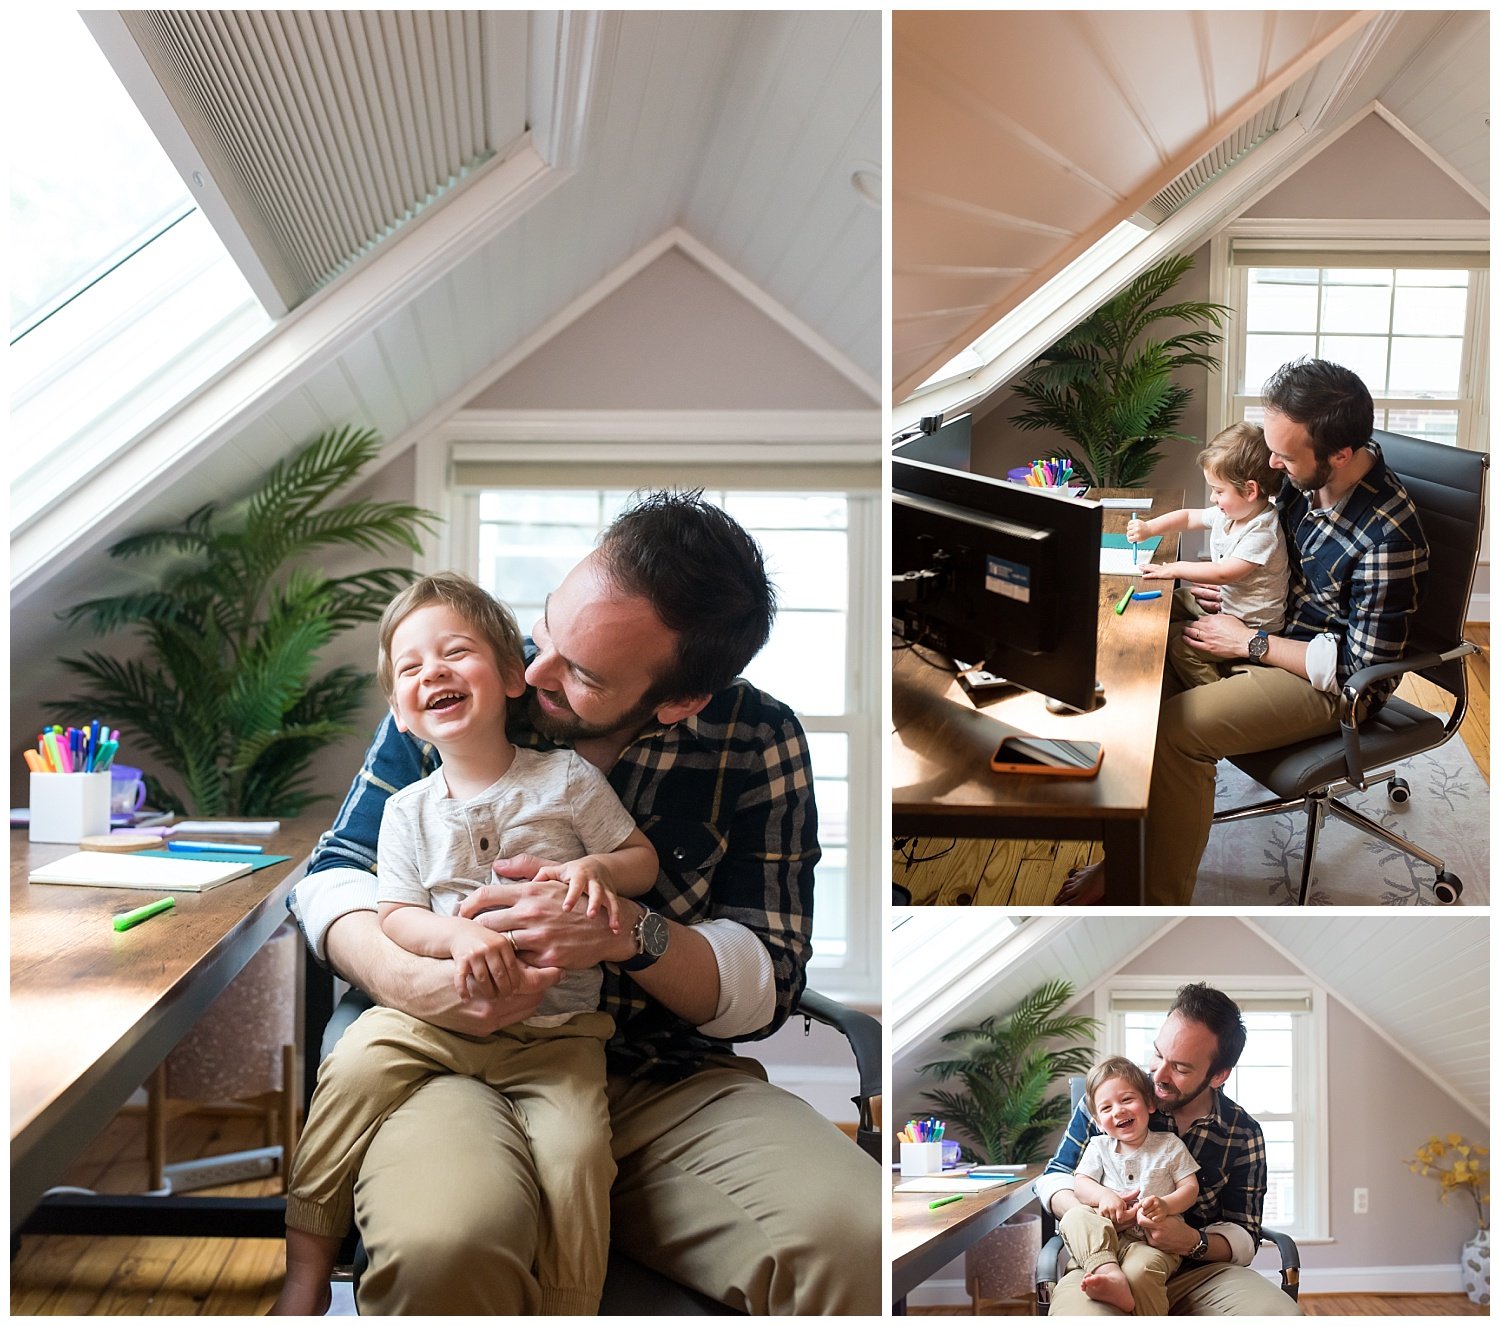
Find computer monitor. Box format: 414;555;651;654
892;436;1103;714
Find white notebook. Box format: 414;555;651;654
29;851;251;892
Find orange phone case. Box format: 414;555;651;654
990;740;1104;778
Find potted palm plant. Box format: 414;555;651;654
1009;253;1229;487
917;979;1100;1313
52;426;436;816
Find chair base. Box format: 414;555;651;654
1212;769;1460;905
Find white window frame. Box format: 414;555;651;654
414;410;882;1005
1092;975;1330;1243
1208;220;1489;453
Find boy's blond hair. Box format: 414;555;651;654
1084;1056;1155;1120
1199;422;1281;500
376;572;525;699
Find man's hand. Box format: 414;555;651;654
461;856;635;969
448;918;527;999
1097;1188;1139;1229
324;910;563;1036
1189;584;1223;614
1181;610;1254;660
1135;1209;1198;1256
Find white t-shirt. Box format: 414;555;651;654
377;747;639;1025
1202;504;1288;632
1077;1128;1200;1204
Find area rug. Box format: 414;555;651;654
1194;737;1490;907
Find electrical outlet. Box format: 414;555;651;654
1353;1187;1369;1214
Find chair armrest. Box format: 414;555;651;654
1035;1233;1069;1307
1338;642;1475;786
1259;1227;1300;1301
796;989;881;1103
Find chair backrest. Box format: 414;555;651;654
1370;429;1489;698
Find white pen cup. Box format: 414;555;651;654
29;771;111;844
900;1141;945;1176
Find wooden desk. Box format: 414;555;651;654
891;1164;1044;1306
892;488;1182;903
10;820;321;1234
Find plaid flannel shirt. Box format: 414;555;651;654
1277;441;1428;702
293;656;818;1081
1041;1088;1267;1259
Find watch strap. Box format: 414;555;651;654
619;907;664;972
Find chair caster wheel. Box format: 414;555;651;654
1388;777;1410;805
1434;872;1463;905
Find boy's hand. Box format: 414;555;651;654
1137;561;1174;581
534;858;623;933
1126;518;1150;544
1137;1194;1165;1221
448;921;525;999
1097;1189;1138;1226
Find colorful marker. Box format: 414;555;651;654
113;897;175;933
929;1195;965;1209
1114;585;1135;616
1133;590;1163;601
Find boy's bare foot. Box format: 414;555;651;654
1080;1260;1135;1313
1054;862;1106;906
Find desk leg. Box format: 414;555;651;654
1102;821;1145;904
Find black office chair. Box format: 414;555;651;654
1211;430;1488;905
316;982;882;1314
1031;1080;1299;1313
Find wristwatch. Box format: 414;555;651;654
1247;630;1270;664
1190;1229;1210;1260
620;906;669;972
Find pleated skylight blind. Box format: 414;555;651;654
119;10;528;313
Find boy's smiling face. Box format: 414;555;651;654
1092;1073;1152;1147
389;602;525;749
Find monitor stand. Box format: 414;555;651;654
956;667;1105;714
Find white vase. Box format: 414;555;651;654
1461;1228;1489;1306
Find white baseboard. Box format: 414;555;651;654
905;1262;1466;1308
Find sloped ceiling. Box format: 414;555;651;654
892;915;1488;1124
11;11;879;708
892;8;1489;403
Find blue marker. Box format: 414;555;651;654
1132;512;1140;565
168;840;266;854
1133;590;1163;601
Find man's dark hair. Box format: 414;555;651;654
596;489;776;703
1169;982;1248;1078
1262;357;1374;461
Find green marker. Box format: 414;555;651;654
114;896;175;932
1114;585;1135;616
929;1194;965;1209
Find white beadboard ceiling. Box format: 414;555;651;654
11;10;879;682
892;915;1488;1126
893;9;1490;403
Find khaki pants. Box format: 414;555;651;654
349;1052;882;1314
1166;587;1232;692
287;1005;616;1316
1058;1206;1179;1313
1143;646;1342;905
1050;1246;1302;1316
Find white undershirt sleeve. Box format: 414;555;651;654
1206;1219;1257;1266
290;866;379;962
1303;632;1340;694
693;917;777;1037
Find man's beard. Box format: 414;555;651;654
524;686;658;745
1286;454;1333;494
1153;1069;1214;1111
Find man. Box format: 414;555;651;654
290;490;880;1314
1038;984;1301;1316
1060;358;1427;903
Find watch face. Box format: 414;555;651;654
1248;633;1268;660
639;911;669;958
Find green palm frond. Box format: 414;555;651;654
51;427;436;815
916;980;1100;1165
1009;254;1230;487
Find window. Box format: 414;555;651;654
1224;251;1487;450
1104;981;1327;1241
441;463;880;1003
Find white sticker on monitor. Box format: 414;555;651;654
985;555;1031;603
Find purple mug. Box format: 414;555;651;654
110;765;147;816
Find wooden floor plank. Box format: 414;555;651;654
908;1291;1485;1316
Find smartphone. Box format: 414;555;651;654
990;736;1104;778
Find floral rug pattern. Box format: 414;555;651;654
1195;741;1490;906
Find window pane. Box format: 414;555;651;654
723;492;847;531
1244;334;1315;394
1320;277;1391;335
1398;268;1469;287
1246;272;1318;333
1393;283;1468;337
1318;336;1389;392
1378;408;1460;445
1227;1064;1292;1114
762;529;849;611
1262;1120;1297;1227
745;610;845;713
1388;337;1463;396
